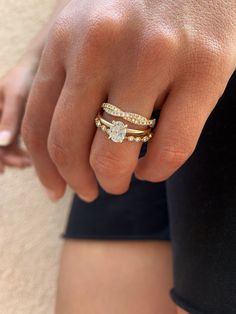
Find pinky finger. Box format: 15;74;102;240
135;82;222;181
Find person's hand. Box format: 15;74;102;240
22;0;236;201
0;56;38;172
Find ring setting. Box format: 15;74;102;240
95;103;156;144
107;120;128;143
95;115;152;143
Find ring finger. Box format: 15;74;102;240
90;82;166;194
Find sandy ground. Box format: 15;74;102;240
0;1;72;313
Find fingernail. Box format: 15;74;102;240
46;189;60;201
0;130;12;147
78;193;97;203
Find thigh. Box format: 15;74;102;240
56;115;174;314
55;239;176;314
167;72;236;314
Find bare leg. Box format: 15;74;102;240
55;240;176;314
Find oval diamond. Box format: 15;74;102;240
107;121;127;143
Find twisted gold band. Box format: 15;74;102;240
102;103;156;128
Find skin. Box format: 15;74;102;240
20;1;236;313
0;58;35;171
22;0;236;203
0;0;69;172
1;1;181;313
56;240;177;314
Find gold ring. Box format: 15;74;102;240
102;103;156;128
95;115;153;143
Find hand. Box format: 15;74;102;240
22;0;236;201
0;56;38;172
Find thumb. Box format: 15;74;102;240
0;92;25;146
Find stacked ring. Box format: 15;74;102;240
101;103;156;128
95;115;153;143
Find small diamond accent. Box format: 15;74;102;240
96;119;101;127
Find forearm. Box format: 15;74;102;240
19;0;71;65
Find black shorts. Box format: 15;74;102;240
63;143;170;241
63;71;236;314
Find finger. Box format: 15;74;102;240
22;47;66;201
2;153;31;168
90;84;160;195
0;159;4;173
47;76;105;202
1;146;32;168
135;82;223;181
0;90;25;147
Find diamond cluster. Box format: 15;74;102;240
102;103;156;127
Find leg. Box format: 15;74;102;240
55;239;176;314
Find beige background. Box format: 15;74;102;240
0;1;72;313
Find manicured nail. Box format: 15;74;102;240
46;189;60;201
0;130;11;147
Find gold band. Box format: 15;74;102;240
98;115;149;135
95;115;153;143
102;103;156;128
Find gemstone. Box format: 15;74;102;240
128;136;134;141
96;119;101;127
107;121;127;143
135;137;141;142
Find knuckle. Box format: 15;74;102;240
90;150;133;178
184;37;233;85
48;140;70;168
153;32;178;52
21;120;44;151
50;14;71;45
159;147;194;170
86;13;122;45
140;32;178;65
200;44;223;65
192;39;228;70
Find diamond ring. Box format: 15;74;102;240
95;115;152;143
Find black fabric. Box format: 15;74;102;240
63;71;236;313
63;142;170;241
64;179;169;240
167;71;236;314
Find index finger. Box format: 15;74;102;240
22;47;66;200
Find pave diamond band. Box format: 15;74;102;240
95;115;153;143
102;103;156;128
